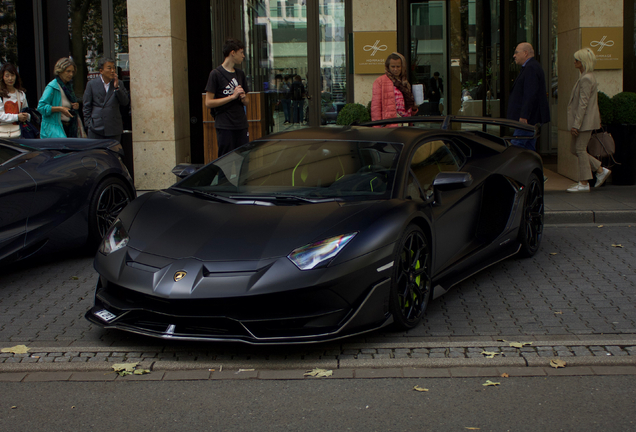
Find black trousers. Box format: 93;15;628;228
216;128;249;157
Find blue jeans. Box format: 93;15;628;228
511;128;536;151
282;99;291;123
292;100;304;123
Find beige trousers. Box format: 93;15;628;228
570;131;601;181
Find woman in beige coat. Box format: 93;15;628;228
566;48;610;193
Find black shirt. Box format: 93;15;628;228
205;66;250;130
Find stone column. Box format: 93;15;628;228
351;0;397;106
127;0;191;190
557;0;623;180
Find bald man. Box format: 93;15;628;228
507;42;550;151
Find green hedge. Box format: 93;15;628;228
336;103;371;125
597;91;613;125
611;92;636;125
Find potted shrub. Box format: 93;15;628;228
336;102;371;125
606;92;636;185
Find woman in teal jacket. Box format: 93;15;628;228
38;58;80;138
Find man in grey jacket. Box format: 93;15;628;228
83;57;129;142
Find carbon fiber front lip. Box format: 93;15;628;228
86;278;392;345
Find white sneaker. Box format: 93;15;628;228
595;167;611;187
566;182;590;193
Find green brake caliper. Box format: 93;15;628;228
402;250;421;309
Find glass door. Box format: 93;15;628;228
449;0;501;126
318;0;347;125
410;1;448;116
244;0;310;133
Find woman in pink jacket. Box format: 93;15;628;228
371;52;418;126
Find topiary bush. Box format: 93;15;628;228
597;91;613;125
611;92;636;125
336;103;371;125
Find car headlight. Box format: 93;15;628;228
288;233;357;270
99;219;129;255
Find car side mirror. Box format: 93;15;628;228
172;164;203;179
432;172;473;205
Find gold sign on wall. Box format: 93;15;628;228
582;27;623;70
354;32;397;74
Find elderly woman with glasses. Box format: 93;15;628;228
37;57;82;138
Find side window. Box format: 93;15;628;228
410;140;461;192
0;145;22;165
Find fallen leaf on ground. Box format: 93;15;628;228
112;362;139;376
482;380;500;386
611;244;623;248
597;225;604;228
1;345;30;354
304;368;333;378
71;276;79;280
11;406;17;409
413;385;429;392
509;342;533;348
554;311;563;315
549;253;557;255
481;351;501;359
501;373;509;378
550;359;567;368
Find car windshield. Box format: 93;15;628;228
175;139;402;202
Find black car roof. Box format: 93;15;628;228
5;138;120;152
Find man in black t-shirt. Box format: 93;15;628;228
205;38;250;157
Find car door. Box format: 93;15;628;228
406;138;482;274
0;144;35;261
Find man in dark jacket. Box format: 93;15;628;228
83;57;129;143
507;42;550;151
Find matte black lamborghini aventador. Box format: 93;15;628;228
0;138;135;264
86;117;544;344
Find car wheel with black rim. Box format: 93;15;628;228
389;224;432;330
88;177;133;247
518;172;544;257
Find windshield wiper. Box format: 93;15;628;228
172;187;275;206
171;187;240;204
229;194;339;204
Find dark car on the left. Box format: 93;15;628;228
0;138;135;264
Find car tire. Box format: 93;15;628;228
88;177;134;247
517;172;544;258
389;224;432;330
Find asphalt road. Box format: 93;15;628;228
0;225;634;348
1;375;635;431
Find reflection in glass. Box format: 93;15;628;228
449;0;500;124
319;0;346;125
245;0;309;132
0;1;18;65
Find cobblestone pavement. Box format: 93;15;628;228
0;225;634;370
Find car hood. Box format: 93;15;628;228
126;190;375;261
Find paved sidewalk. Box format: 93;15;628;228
544;167;636;224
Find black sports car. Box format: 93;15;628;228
86;117;544;344
0;138;135;264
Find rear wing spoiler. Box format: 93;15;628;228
359;115;540;143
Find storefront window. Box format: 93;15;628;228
0;1;18;66
245;0;309;132
319;0;346;125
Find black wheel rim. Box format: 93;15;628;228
524;178;544;250
96;184;130;238
395;231;431;324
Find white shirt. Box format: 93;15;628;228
100;75;111;93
